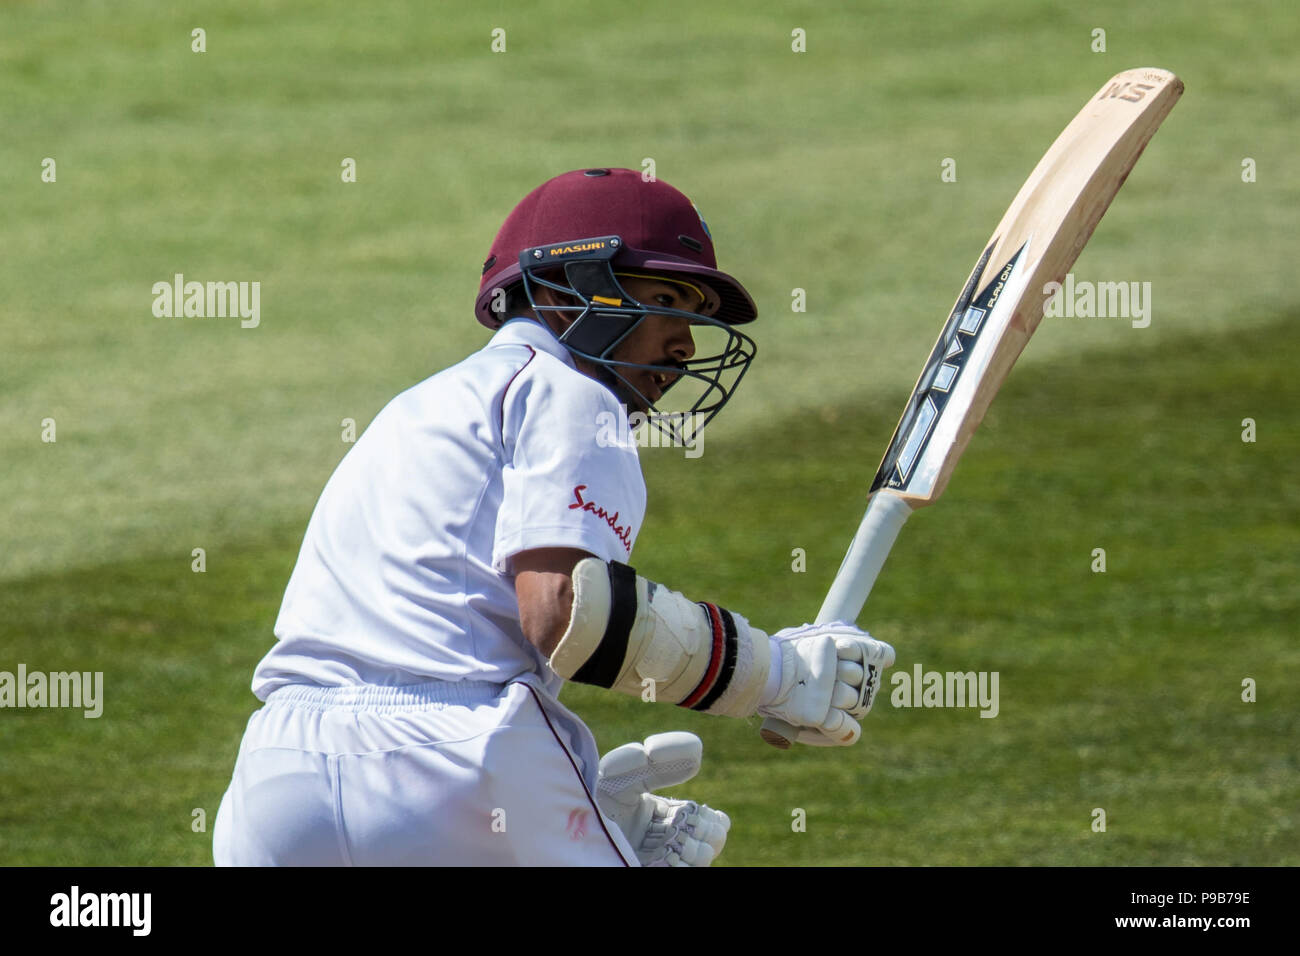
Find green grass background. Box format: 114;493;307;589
1;0;1295;864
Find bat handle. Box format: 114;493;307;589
760;492;913;750
816;491;913;625
759;718;801;750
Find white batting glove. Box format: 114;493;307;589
596;732;731;867
757;623;895;746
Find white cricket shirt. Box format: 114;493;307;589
251;318;647;699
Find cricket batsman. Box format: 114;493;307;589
213;168;896;866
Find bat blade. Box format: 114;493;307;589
760;67;1183;750
879;67;1183;510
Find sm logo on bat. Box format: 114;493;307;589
1097;81;1156;103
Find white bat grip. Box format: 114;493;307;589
816;491;913;624
760;491;913;749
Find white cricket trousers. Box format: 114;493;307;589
213;679;637;866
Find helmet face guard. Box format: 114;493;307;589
519;235;756;445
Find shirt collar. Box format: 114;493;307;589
488;317;577;369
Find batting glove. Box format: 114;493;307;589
757;623;895;746
596;732;730;867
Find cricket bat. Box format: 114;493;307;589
761;67;1184;749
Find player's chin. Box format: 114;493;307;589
628;376;663;413
609;377;652;416
626;390;654;416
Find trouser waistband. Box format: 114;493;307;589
265;680;506;712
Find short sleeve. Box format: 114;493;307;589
492;356;647;573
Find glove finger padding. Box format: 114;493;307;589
835;632;894;719
687;804;731;854
831;679;861;710
655;800;731;867
795;712;861;747
837;633;895;666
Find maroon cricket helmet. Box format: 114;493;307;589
475;168;757;328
